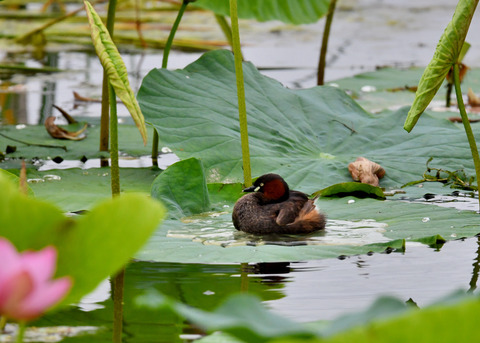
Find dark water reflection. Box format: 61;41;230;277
33;236;480;342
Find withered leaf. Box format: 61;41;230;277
348;157;385;187
45;116;87;141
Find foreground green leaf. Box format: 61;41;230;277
84;1;147;144
138;49;480;194
404;0;478;132
194;0;330;24
0;172;166;306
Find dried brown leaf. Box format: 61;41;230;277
45;116;87;141
348;157;385;187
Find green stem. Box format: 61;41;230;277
317;0;337;85
99;0;118;163
453;63;480;211
162;0;188;69
468;235;480;292
0;316;6;331
446;82;453;108
151;0;189;166
109;84;120;197
112;268;125;343
230;0;252;187
16;322;26;343
214;14;234;52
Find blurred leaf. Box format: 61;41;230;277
84;1;147;144
0;168;34;196
194;0;330;24
0;172;166;306
137;290;318;343
404;0;478;132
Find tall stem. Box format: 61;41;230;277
112;268;125;343
109;84;120;197
230;0;252;187
15;322;26;343
215;14;234;51
99;0;118;165
317;0;337;85
152;0;189;167
453;63;480;211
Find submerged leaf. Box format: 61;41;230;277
404;0;478;132
84;1;147;145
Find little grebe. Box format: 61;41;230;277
232;173;326;234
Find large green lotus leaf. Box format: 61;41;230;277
7;167;160;212
0;124;151;161
0;172;166;306
194;0;330;25
138;49;479;194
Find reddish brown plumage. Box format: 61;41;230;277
232;174;326;234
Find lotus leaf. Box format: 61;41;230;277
194;0;330;25
138;49;479;194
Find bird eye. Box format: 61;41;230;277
260;183;264;186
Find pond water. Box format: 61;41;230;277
22;236;479;342
2;1;480;341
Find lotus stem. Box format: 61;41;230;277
230;0;252;187
152;0;189;166
162;0;188;69
15;322;26;343
109;84;120;197
112;268;125;343
215;14;234;52
99;0;118;163
468;235;480;292
0;316;6;331
453;63;480;211
317;0;337;85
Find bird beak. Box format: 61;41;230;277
243;185;256;192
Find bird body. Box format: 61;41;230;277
232;174;326;234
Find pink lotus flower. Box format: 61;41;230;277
0;238;72;321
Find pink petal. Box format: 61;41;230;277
21;246;57;284
15;277;72;321
0;238;23;281
0;270;34;317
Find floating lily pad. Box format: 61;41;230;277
0;124;152;162
136;159;480;263
7;167;160;212
138;49;480;194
